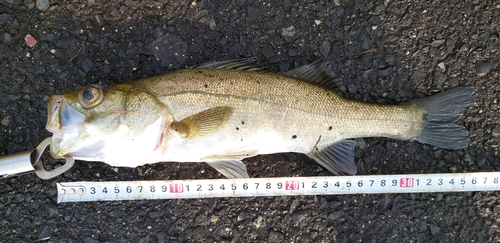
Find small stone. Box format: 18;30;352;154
229;43;241;56
477;157;486;167
25;34;37;47
428;224;440;235
3;33;12;43
0;13;12;23
411;71;422;85
261;45;275;58
268;231;285;242
36;0;50;11
458;44;468;52
362;38;372;49
347;83;358;93
493;128;500;136
80;59;93;73
5;0;21;4
320;40;331;57
355;138;366;149
253;215;263;228
445;39;455;52
475;61;491;76
292;209;309;224
193;214;206;226
247;6;262;21
281;25;296;41
493;206;500;214
463;153;472;163
327;211;343;221
383;194;392;208
330;16;341;27
199;16;216;30
437;62;446;72
467;208;476;216
384;54;396;65
37;224;51;238
431;39;445;47
94;15;104;26
479;31;490;42
1;115;10;126
315;19;322;25
434;70;446;85
45;203;58;217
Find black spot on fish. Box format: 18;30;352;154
292;135;297;139
236;127;239;130
204;84;208;88
241;121;245;125
240;139;243;141
328;126;332;131
197;70;203;73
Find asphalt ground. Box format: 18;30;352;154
1;0;499;242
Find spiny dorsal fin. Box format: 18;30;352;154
190;58;265;72
191;58;341;91
307;139;357;175
170;106;233;138
284;59;341;92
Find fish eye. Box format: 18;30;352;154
78;85;104;109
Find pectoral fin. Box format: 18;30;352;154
307;139;357;175
206;160;249;178
171;106;233;138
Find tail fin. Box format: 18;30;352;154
408;86;475;149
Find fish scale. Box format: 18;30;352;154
136;69;423;140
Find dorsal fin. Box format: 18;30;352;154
284;59;341;92
189;58;265;72
191;58;341;91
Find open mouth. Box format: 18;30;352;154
46;95;64;133
46;95;85;133
46;95;86;159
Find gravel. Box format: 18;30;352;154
1;0;500;242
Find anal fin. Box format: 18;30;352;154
307;140;357;175
206;160;249;178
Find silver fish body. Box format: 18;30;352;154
46;59;475;178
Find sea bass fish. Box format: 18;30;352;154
46;59;475;178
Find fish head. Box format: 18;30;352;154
46;84;174;164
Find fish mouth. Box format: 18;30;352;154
46;95;88;159
46;95;85;133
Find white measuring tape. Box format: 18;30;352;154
57;172;500;203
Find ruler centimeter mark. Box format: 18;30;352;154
57;172;500;203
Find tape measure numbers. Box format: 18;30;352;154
57;172;500;203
